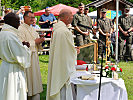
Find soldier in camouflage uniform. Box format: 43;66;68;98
72;3;92;46
97;8;113;56
118;5;133;61
84;7;92;29
84;7;93;42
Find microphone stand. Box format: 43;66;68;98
90;34;107;100
98;49;104;100
97;39;106;100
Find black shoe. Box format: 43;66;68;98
46;51;49;55
124;56;131;61
42;52;45;55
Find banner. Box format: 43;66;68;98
106;10;122;19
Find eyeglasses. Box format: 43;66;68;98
27;16;35;19
79;6;84;9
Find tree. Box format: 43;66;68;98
1;0;133;12
128;0;133;4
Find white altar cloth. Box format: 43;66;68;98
71;77;128;100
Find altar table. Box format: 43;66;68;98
71;77;128;100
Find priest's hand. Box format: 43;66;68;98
35;38;45;44
22;41;30;48
76;47;80;54
39;34;45;38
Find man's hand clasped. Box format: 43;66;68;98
106;33;111;37
22;41;30;48
35;37;45;44
83;31;89;36
123;31;130;36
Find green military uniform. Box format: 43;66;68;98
86;15;93;42
118;14;133;60
72;12;92;46
86;16;92;29
97;17;113;55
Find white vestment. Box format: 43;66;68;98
47;21;77;100
18;23;43;96
0;24;31;100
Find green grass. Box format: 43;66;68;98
0;56;133;100
119;61;133;100
38;55;49;100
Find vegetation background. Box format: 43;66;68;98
1;55;132;100
1;0;133;100
39;55;133;100
2;0;133;13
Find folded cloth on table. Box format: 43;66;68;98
75;65;87;70
81;75;95;80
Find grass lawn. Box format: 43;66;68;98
0;55;133;100
39;55;133;100
118;62;133;100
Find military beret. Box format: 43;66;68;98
79;2;84;7
125;5;130;10
85;7;89;10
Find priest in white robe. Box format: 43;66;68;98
18;11;44;100
0;13;31;100
46;9;77;100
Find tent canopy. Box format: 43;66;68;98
34;4;78;16
87;11;97;17
129;8;133;15
87;10;97;19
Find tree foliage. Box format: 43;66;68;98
1;0;133;12
1;0;95;12
128;0;133;3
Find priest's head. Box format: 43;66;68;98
23;11;35;26
4;12;20;29
58;9;73;25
